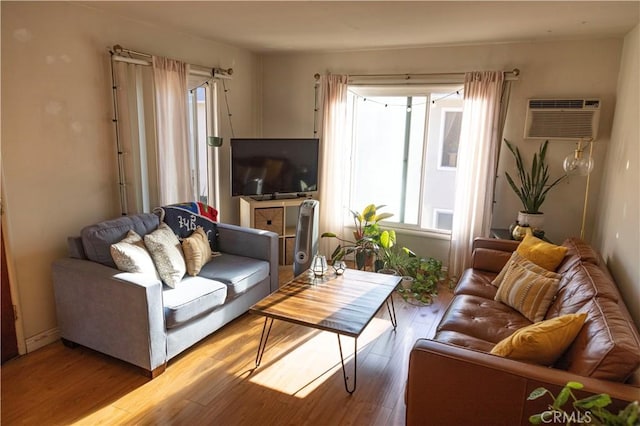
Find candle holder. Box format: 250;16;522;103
332;260;347;275
311;255;328;277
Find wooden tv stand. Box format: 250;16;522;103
239;196;314;265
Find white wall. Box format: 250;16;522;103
593;24;640;329
261;38;623;262
1;2;261;345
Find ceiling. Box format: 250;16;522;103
83;1;640;53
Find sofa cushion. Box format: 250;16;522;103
182;227;213;276
81;213;160;268
110;230;159;278
490;312;587;366
555;297;640;382
433;330;495;353
516;234;568;271
454;269;498;300
162;277;227;329
494;259;560;323
545;262;620;320
144;224;186;288
198;254;269;299
436;294;532;345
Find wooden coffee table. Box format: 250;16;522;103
249;268;401;394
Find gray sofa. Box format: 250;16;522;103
52;213;278;377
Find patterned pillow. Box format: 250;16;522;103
144;223;186;288
182;227;213;276
494;258;560;322
109;230;159;279
492;251;561;287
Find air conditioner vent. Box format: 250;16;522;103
524;98;600;140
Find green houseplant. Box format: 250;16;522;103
322;203;443;304
321;204;392;270
504;139;567;233
528;381;639;425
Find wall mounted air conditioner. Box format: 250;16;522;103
524;98;600;140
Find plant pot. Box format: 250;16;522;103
400;276;414;290
377;268;399;276
517;211;544;231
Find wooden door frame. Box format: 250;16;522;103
1;180;26;356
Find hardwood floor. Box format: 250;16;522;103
1;266;452;426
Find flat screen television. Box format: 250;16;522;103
230;138;319;198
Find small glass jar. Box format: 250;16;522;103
311;255;328;277
332;260;347;275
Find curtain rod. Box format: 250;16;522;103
314;68;520;84
110;44;234;79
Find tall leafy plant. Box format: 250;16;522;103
504;139;567;214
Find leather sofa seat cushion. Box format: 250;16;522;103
433;330;495;353
436;294;532;344
555;297;640;382
199;254;269;299
81;213;160;268
545;262;621;319
454;269;499;300
163;277;227;329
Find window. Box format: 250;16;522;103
187;77;219;207
347;87;463;232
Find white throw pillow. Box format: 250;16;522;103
144;223;186;288
110;230;159;279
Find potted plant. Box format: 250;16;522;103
322;204;392;270
504;139;567;233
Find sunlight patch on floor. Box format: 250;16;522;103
247;317;392;398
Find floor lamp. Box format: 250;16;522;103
563;137;594;239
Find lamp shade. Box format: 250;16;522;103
563;150;594;176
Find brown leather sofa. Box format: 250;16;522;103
406;237;640;425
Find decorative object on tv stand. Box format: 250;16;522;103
511;223;531;241
504;139;567;237
563;138;595;239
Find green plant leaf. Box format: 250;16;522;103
380;230;391;249
574;393;612;409
375;212;394;222
321;232;338;238
529;414;544;424
553;387;572;409
362;204;377;222
565;381;584;390
528;387;549;400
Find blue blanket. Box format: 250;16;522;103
154;203;219;251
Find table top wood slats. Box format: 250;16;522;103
250;269;401;337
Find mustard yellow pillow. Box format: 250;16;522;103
182;227;212;276
494;259;560;322
492;251;561;288
490;313;587;365
516;234;568;271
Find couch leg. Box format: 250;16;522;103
145;363;166;379
61;338;78;348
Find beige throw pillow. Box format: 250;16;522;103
144;223;186;288
110;230;159;279
492;252;561;287
494;257;560;322
182;227;213;276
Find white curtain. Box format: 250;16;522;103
113;62;159;214
318;74;349;256
448;71;505;279
152;56;193;205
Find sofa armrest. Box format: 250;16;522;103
472;237;520;253
52;258;166;373
406;339;639;426
216;223;279;293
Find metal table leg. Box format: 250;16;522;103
337;334;357;394
255;317;274;367
386;294;398;330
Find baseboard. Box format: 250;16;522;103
25;327;60;353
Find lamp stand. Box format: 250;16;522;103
580;141;594;239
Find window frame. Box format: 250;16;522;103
345;84;463;236
436;107;463;171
